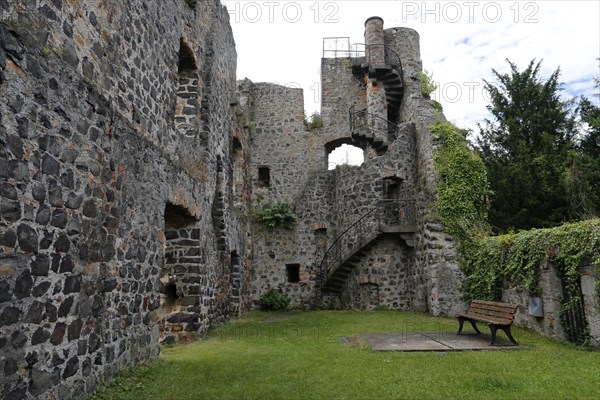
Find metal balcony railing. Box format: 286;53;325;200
322;39;403;70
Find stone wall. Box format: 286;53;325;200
245;81;324;308
320;57;367;156
339;235;419;310
0;0;252;398
502;260;599;348
248;82;320;203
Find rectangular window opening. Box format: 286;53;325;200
286;264;300;283
258;166;270;188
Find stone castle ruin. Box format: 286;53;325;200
0;1;464;398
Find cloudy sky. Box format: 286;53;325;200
223;0;599;131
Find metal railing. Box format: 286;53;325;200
322;39;403;71
349;105;398;136
318;199;416;288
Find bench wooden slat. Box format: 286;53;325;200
470;302;516;313
468;306;516;321
457;312;512;325
470;305;516;316
470;302;517;313
471;300;517;309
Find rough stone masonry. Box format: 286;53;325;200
0;1;465;398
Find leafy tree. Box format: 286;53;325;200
477;59;577;232
577;72;600;158
566;72;600;218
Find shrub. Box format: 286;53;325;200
304;112;323;130
259;289;289;311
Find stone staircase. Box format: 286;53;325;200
349;106;398;156
319;200;416;294
370;66;404;125
349;44;404;155
321;233;379;293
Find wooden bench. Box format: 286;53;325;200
457;300;519;346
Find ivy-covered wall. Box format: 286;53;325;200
431;121;599;347
463;220;600;347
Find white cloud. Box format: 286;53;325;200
224;0;600;131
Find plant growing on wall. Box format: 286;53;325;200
255;201;298;230
433;123;599;346
420;70;437;98
431;121;490;255
462;219;600;298
420;70;443;111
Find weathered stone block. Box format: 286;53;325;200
1;198;21;222
31;327;51;345
67;319;83;342
32;281;51;297
0;229;17;247
17;224;38;253
58;296;74;318
11;330;28;349
54;233;70;253
51;209;68;228
15;269;33;298
62;356;79;379
50;322;67;345
35;204;51;225
24;301;45;323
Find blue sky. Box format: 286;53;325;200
223;0;599;132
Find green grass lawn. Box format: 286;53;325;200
89;311;600;400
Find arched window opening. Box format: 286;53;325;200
175;39;199;137
326;143;364;170
159;202;201;343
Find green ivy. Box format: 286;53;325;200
255;201;298;230
432;123;600;345
431;121;490;257
462;219;600;307
429;99;443;112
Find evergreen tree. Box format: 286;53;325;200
477;59;577;232
566;73;600;218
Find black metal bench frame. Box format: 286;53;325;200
456;300;519;346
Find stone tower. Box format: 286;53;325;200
246;17;464;314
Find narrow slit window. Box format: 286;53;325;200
175;39;199;137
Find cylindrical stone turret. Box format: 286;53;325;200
364;16;385;66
